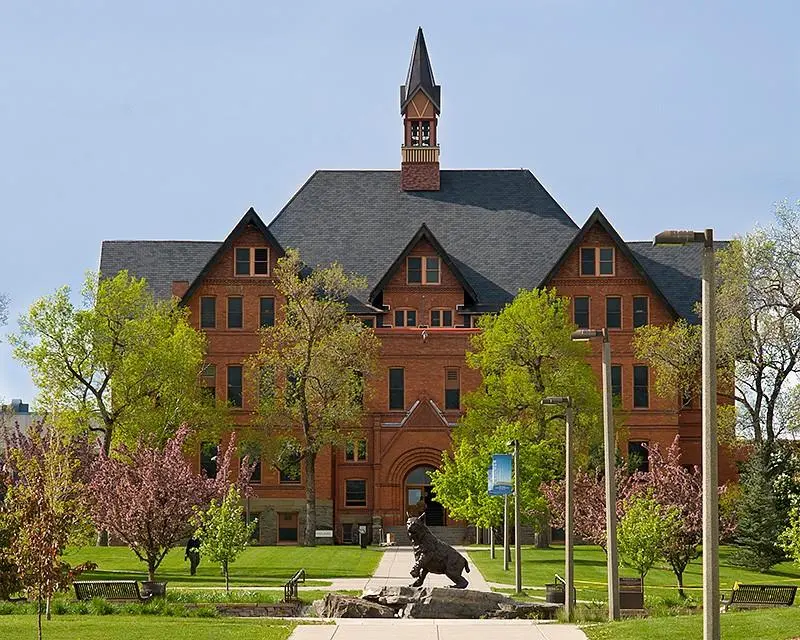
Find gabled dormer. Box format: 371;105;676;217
370;224;476;328
180;207;285;306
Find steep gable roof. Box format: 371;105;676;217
401;27;441;113
541;207;681;319
181;207;285;303
369;224;477;304
268;169;578;309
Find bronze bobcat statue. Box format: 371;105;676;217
406;513;470;589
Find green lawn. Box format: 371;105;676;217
583;607;800;640
471;545;800;603
65;545;383;587
0;616;297;640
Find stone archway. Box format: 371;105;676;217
404;465;446;527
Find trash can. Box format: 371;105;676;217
619;577;644;610
359;525;368;548
545;583;565;604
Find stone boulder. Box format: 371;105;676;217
315;593;396;619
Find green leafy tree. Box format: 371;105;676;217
2;422;93;640
432;289;602;536
779;506;800;565
192;485;257;591
10;271;224;455
731;449;786;571
252;249;380;545
617;493;682;584
633;200;800;446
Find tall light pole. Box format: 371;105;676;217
503;493;510;571
571;328;620;620
654;229;718;640
542;396;575;622
509;438;522;594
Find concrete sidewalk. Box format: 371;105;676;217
288;619;588;640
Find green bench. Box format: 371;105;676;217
73;580;152;602
723;583;797;611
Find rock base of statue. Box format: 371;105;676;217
313;586;560;620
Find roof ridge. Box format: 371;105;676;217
101;239;222;244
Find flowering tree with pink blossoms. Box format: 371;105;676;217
89;425;252;582
542;437;735;598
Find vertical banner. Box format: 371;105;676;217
488;453;514;495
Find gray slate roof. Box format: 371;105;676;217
99;241;220;301
268;170;579;307
97;169;713;323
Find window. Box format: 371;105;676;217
633;296;649;328
200;442;218;479
599;248;615;275
228;365;243;408
278;452;301;484
395;309;417;327
406;256;440;284
574;296;590;329
628;441;649;473
200;297;216;329
431;309;453;327
389;368;404;410
445;368;460;410
606;297;621;329
345;439;368;462
260;297;275;328
201;364;216;399
410;121;431;146
227;297;243;329
611;365;622;401
580;247;615;276
345;479;367;507
361;317;375;328
633;365;649;408
234;247;270;276
580;248;596;276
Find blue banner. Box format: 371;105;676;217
488;453;514;496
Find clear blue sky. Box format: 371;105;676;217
1;1;798;402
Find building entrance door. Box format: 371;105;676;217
277;512;299;544
405;465;446;526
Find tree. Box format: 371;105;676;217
1;422;92;640
432;289;602;536
192;485;256;591
0;291;7;336
779;506;800;565
617;493;682;584
252;249;380;545
730;448;786;572
88;425;249;581
633;200;800;446
10;270;223;457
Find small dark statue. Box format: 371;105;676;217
407;513;470;589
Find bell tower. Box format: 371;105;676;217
400;28;441;191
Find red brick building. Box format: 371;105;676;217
100;29;732;545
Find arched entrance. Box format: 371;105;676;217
405;465;446;527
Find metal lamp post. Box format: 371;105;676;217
508;439;522;594
542;396;575;621
571;328;620;621
654;228;718;640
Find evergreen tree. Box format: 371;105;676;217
731;450;786;571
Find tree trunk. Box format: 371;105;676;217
676;569;686;599
37;594;42;640
46;595;51;621
148;558;156;582
96;530;109;546
96;428;113;546
303;451;317;546
224;561;229;592
535;520;550;548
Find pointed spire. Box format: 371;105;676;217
401;27;441;112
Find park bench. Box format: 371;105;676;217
723;583;797;611
283;569;306;603
73;580;152;602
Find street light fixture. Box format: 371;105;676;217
541;396;575;622
507;438;522;594
570;327;620;621
654;228;718;640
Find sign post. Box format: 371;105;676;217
488;454;514;572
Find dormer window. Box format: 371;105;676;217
410;121;431;146
235;247;270;276
579;247;615;276
407;256;440;284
